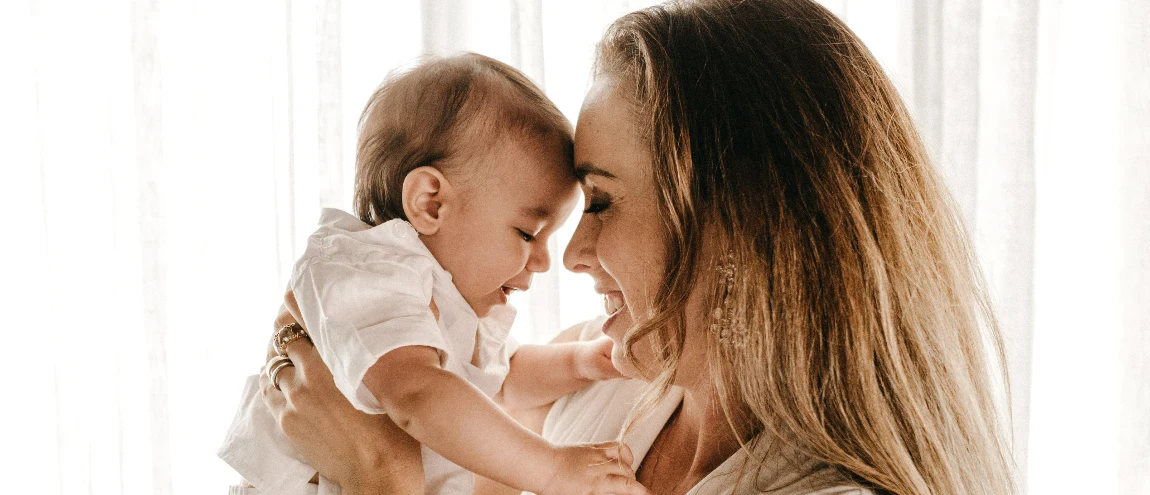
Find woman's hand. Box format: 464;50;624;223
261;292;425;494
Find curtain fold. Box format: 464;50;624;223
317;0;344;210
972;0;1040;487
271;0;298;285
1117;1;1150;493
129;0;172;492
422;0;469;55
937;0;981;224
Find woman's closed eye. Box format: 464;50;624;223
583;200;611;214
582;187;613;215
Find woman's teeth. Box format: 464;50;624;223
604;293;625;316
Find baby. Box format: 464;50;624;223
219;54;636;495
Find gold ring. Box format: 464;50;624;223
268;359;295;391
273;322;311;356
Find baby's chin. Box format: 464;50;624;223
460;292;499;318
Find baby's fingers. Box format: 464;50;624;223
596;474;653;495
591;441;636;468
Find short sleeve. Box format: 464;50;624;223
502;332;522;360
292;256;446;415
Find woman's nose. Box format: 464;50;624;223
563;213;598;273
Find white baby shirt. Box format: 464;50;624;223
219;208;519;495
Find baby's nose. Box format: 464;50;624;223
529;242;551;273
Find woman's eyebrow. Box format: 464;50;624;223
574;162;617;181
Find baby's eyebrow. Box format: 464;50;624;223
519;206;553;220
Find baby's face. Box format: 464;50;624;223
425;135;579;317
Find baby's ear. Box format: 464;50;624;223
401;166;452;236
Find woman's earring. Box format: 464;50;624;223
710;251;748;348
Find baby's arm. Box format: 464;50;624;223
495;337;622;411
362;345;636;494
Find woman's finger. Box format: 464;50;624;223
269;305;300;360
269;288;304;360
273;303;299;329
273;364;300;395
260;368;289;414
283;289;304;326
282;337;327;383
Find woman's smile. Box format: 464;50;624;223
601;290;627;337
603;291;625;316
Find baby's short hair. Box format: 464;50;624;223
354;53;573;226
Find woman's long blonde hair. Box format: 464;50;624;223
600;1;1016;493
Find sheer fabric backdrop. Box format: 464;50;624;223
0;0;1145;494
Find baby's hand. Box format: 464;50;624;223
539;442;649;495
573;337;624;381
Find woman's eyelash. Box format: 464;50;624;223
582;187;612;215
583;201;610;214
517;229;535;242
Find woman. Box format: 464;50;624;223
261;0;1017;493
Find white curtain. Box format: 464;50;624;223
0;1;1144;494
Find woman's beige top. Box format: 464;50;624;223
540;319;873;495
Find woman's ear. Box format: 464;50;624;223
401;166;453;235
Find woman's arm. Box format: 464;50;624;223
262;344;426;494
263;298;425;494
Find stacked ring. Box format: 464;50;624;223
273;322;312;356
266;355;295;391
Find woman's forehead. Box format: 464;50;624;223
574;80;650;184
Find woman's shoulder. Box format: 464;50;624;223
799;487;873;495
694;475;873;495
759;480;874;495
690;470;873;495
688;439;874;495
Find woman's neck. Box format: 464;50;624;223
677;382;745;477
639;377;746;494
